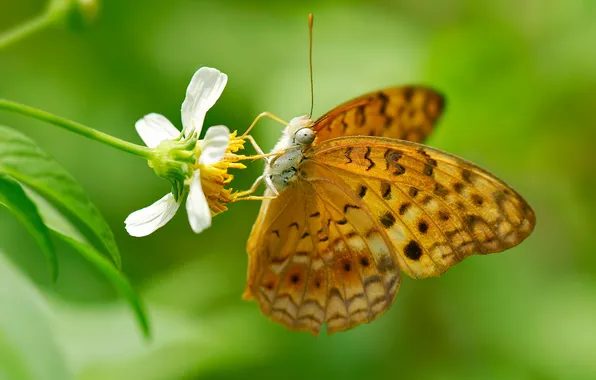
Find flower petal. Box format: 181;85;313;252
125;193;180;237
181;67;228;137
199;125;230;165
135;113;180;148
186;170;212;233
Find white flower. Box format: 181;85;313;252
125;67;230;237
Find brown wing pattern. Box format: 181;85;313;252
243;173;402;335
312;86;445;144
305;137;536;279
244;136;535;335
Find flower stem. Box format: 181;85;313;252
0;11;58;50
0;99;153;159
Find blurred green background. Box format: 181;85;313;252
1;0;596;379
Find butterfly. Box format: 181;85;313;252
240;85;536;336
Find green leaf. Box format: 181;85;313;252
0;253;74;380
0;126;149;337
0;174;58;282
52;232;151;339
23;188;151;339
0;125;121;268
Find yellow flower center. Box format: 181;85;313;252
195;131;247;216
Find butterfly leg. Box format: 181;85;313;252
265;174;280;196
236;151;279;161
244;135;266;157
233;174;280;200
241;112;290;137
236;149;288;164
235;135;280;162
234;195;277;201
234;175;277;201
234;175;265;198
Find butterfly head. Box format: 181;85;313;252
264;115;314;193
295;127;315;145
287;115;315;146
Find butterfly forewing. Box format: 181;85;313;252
312;86;445;144
305;137;535;279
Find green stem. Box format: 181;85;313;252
0;100;153;159
0;12;58;50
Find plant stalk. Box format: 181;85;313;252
0;100;153;159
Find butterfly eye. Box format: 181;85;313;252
295;128;315;145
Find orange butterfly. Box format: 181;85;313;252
240;17;535;336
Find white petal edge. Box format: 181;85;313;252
135;113;181;148
186;170;212;234
199;125;230;165
125;193;181;237
181;67;228;137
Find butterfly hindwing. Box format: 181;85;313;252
301;178;402;334
244;175;402;335
312;86;445;144
304;137;536;279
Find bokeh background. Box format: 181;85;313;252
1;0;596;379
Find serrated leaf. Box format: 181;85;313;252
0;125;121;268
0;174;58;282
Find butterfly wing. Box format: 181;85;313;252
303;137;535;279
244;178;401;335
244;136;535;335
312;86;445;144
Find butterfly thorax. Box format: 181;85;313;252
265;115;314;192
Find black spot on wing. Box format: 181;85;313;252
380;212;396;228
345;147;353;164
344;204;360;213
423;163;434;176
358;185;368;198
381;181;392;200
364;147;375;170
378;92;389;114
404;240;423;260
399;203;411;216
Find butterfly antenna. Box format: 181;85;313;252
308;13;315;118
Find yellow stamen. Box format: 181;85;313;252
197;131;252;216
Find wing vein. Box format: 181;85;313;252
307;169;405;291
321;155;503;248
321;163;443;275
310;182;386;322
